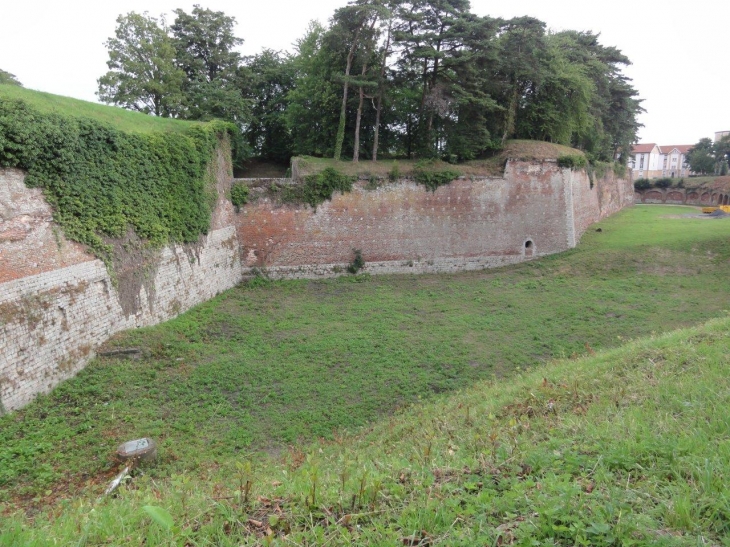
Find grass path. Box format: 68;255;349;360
1;205;729;511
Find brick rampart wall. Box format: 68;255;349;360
0;149;243;412
236;160;633;278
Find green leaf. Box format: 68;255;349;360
143;505;174;530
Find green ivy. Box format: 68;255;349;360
230;182;249;209
0;97;237;267
283;167;355;208
412;163;461;192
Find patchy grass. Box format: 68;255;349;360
1;205;730;516
294;140;585;179
3;312;730;544
0;84;200;134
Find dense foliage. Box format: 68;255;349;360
0;69;21;87
0;95;236;264
557;154;588;170
286;167;356;207
687;136;730;175
229;182;250;209
411;161;461;191
97;0;642;167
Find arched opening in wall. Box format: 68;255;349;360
524;239;534;258
724;195;729;205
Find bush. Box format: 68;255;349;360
230;183;249;209
283;167;355;208
412;160;461;191
633;178;652;190
557;155;588;170
654;178;672;189
347;249;365;274
613;162;628;179
388;163;400;182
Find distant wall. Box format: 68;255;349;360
634;187;730;206
235;160;633;278
0;147;243;413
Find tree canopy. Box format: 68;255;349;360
0;69;22;87
687;136;730;175
97;0;642;167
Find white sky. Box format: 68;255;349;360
1;0;727;145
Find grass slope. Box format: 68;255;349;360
2;310;730;545
0;84;199;134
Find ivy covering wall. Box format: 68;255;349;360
0;94;237;265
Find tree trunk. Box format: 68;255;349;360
334;28;362;161
372;23;392;162
353;62;368;162
501;84;519;146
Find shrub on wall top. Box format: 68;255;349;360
412;160;461;192
0;96;238;266
557;155;588;170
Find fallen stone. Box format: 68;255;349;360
98;347;143;359
116;437;157;463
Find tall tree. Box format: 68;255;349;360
171;5;249;123
330;2;385;160
242;50;296;163
687;138;715;175
98;12;185;117
495;17;547;145
285;22;342;157
393;0;475;156
713;135;730;169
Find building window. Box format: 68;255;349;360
640;155;644;168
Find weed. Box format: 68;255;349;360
347;249;365;274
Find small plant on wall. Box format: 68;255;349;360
347;249;365;274
230;183;249;211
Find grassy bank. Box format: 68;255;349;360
3;312;730;544
0;84;199;134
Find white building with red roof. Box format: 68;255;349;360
628;143;692;179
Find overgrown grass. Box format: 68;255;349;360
1;206;729;495
3;306;730;544
0;84;199;134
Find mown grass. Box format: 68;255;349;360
0;84;200;134
295;140;584;179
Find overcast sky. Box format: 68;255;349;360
1;0;727;145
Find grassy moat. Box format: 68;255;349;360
2;205;730;545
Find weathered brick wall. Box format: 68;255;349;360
0;168;95;283
0;150;243;412
236;160;632;278
570;168;635;241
